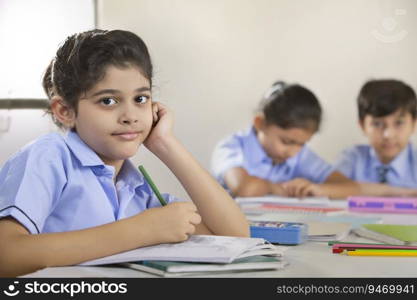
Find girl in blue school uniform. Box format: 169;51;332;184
211;81;360;199
212;81;417;199
335;79;417;193
0;29;249;277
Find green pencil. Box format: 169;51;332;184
138;165;167;206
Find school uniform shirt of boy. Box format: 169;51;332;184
0;131;179;234
335;143;417;188
211;127;334;189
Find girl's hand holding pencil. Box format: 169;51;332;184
136;202;202;244
138;165;201;243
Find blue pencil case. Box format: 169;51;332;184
250;221;308;245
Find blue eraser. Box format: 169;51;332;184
250;221;308;245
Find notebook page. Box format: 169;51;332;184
80;235;267;265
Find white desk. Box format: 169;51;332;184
22;236;417;278
22;207;417;278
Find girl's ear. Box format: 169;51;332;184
358;119;366;132
50;97;76;129
253;113;266;131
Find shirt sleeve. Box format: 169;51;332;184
210;134;245;183
334;147;356;179
297;148;335;183
0;144;67;234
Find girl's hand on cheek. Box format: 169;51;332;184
144;102;175;151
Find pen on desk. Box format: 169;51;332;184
138;165;167;206
343;249;417;257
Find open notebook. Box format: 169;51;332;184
80;235;287;266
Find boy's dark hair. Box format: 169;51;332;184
42;29;153;128
258;81;322;132
357;79;417;121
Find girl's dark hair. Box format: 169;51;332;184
357;79;417;121
42;29;153;127
258;81;322;132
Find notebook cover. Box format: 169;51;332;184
362;224;417;244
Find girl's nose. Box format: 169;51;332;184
119;107;139;124
122;118;138;124
382;126;394;138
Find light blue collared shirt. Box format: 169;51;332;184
335;144;417;188
0;131;180;234
211;127;334;187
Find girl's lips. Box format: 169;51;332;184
112;132;140;140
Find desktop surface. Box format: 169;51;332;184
22;202;417;278
22;235;417;278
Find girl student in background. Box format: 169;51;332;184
211;81;358;199
0;29;248;277
211;81;417;199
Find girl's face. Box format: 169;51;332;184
254;116;314;164
69;65;153;167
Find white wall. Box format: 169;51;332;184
97;0;417;200
2;1;416;201
0;0;95;165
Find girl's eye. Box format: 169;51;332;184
395;120;405;126
100;97;118;106
372;121;383;128
135;95;149;104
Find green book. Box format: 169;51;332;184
122;256;288;277
353;224;417;246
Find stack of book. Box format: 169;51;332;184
330;224;417;257
236;196;346;215
80;235;289;277
236;197;380;242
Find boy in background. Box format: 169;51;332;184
335;79;417;190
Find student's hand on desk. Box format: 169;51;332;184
269;182;288;196
138;202;201;244
281;178;315;197
296;183;325;197
144;102;175;152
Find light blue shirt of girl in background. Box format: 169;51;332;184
0;131;179;234
335;144;417;188
211;127;334;188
